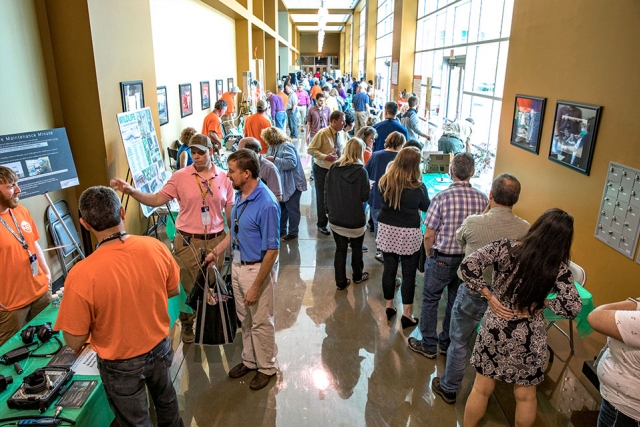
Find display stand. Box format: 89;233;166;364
43;193;85;261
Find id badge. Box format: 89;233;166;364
201;206;211;226
29;254;38;277
232;249;241;264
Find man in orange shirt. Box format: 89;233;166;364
202;100;227;151
277;84;289;107
244;100;272;153
0;166;51;346
55;186;183;427
220;85;241;127
310;81;322;106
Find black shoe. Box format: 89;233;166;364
432;377;456;404
407;337;437;359
250;371;275;390
337;279;351;290
385;307;397;321
361;245;368;253
229;363;255;379
401;315;419;329
375;252;384;263
440;347;448;356
354;272;370;284
317;226;330;235
282;234;298;242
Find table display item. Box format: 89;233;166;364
7;367;73;413
56;380;98;408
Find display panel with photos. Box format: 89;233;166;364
179;83;192;118
216;80;224;101
120;80;144;112
200;81;210;110
548;100;602;175
157;86;168;125
227;78;234;92
510;95;546;154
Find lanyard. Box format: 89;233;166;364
232;200;250;249
193;173;215;204
0;210;31;254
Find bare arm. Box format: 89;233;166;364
208;131;223;151
63;331;89;353
168;285;180;298
34;242;51;283
587;298;639;342
423;227;436;251
110;178;170;207
179;151;189;169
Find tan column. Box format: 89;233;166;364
352;9;361;77
365;0;377;81
392;0;418;94
265;36;277;92
236;19;253;97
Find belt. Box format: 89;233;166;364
178;230;223;240
240;260;262;265
433;249;464;258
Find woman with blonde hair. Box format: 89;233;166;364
377;147;430;326
177;127;197;169
325;138;371;290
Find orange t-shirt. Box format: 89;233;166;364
364;148;372;165
244;113;272;154
220;92;235;115
202;111;222;139
0;206;48;311
278;91;289;107
55;236;180;360
310;85;322;102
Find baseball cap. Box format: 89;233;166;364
189;134;213;151
231;85;242;93
257;100;268;112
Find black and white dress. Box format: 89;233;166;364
461;239;582;386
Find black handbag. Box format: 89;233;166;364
417;242;427;273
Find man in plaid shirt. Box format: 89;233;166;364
409;153;489;358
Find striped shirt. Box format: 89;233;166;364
424;181;489;255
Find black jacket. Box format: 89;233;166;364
325;163;370;228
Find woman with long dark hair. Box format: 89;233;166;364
461;208;582;427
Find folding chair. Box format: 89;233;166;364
45;200;82;278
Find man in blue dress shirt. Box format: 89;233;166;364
373;102;408;152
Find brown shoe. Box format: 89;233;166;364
250;371;275;390
229;363;254;379
181;324;194;344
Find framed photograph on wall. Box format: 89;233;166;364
227;78;234;93
120;80;144;112
216;79;224;101
509;95;546;154
548;100;602;175
157;86;168;126
179;83;192;118
200;81;210;110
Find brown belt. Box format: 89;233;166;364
178;230;223;240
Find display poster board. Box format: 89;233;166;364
116;107;170;217
0;128;79;199
391;59;399;85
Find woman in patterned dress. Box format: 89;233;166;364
461;208;582;427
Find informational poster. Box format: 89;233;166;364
391;59;399;85
0;128;79;199
412;75;422;99
116;107;170;217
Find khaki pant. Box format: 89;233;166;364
173;232;226;326
354;111;368;134
0;291;52;346
232;259;279;375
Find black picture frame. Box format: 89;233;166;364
216;79;224;102
509;94;546;154
120;80;144;112
227;78;234;93
179;83;193;118
157;86;168;126
200;81;210;110
548;100;602;175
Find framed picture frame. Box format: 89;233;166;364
548;100;602;175
227;78;234;93
200;81;210;110
179;83;193;118
120;80;144;112
509;95;546;154
157;86;169;126
216;79;224;102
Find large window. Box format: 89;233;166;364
358;7;366;78
375;0;394;104
415;0;514;184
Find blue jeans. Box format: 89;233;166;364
280;189;302;236
598;399;640;427
97;337;183;427
286;110;299;138
275;111;286;130
440;285;487;393
419;254;463;353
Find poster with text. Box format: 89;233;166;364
0;128;79;199
116;107;170;217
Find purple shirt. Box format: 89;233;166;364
424;181;489;255
306;106;331;137
338;88;347;100
296;90;311;107
268;95;285;120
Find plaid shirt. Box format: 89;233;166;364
424;181;489;255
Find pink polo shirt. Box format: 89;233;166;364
160;164;234;234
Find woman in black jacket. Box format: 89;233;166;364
325;138;371;290
377;147;430;327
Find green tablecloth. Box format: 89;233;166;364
544;282;595;338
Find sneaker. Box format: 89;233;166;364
317;226;330;235
181;324;194;344
282;234;298;242
229;362;255;379
250;371;275;390
407;337;437;359
432;377;456;404
440;347;448;356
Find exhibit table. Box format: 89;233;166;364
545;282;595;338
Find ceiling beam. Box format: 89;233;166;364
288;9;353;14
293;21;346;26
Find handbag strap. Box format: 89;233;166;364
213;266;229;344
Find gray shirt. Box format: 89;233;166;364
260;157;282;199
400;109;422;141
286;91;298;111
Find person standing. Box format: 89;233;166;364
277;84;289;107
296;83;310;133
306;93;331;146
438;118;474;154
238;138;282;202
244;100;272;154
220;85;242;127
408;153;488;358
55;186;183;427
0;166;52;346
400;96;431;144
110;134;234;344
353;85;371;134
266;90;286;131
432;174;530;404
307;111;345;235
310;81;322;106
373;102;408;152
285;84;299;140
356;126;377;165
202;100;228;151
205;149;280;391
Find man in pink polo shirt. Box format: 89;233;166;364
111;134;234;344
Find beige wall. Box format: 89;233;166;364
299;33;340;56
495;0;640;304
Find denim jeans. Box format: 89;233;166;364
440;285;487;393
382;251;420;304
332;230;365;287
280;189;302;236
286;110;299;138
275;111;287;130
598;399;640;427
419;254;463;353
97;337;183;427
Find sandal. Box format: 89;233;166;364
375;253;384;263
337;279;351;290
354;272;370;284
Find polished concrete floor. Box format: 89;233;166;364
164;140;606;427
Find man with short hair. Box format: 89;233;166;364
239;137;282;202
0;166;52;346
310;80;322;106
306;93;331;145
266;90;286;130
307;111;345;235
55;186;183;427
400;96;431;143
244;100;272;154
205;149;280;391
285;84;299;139
277;84;289;107
202;100;228;151
296;84;311;133
220;85;242;127
438;118;474;154
373;102;408;152
409;153;489;359
432;173;529;404
352;85;370;134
